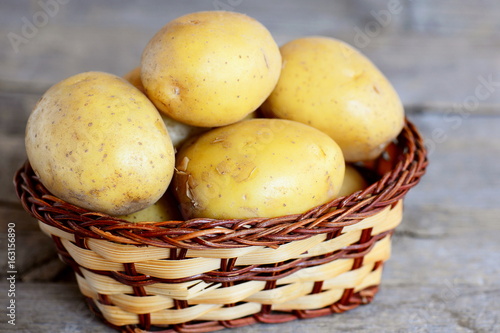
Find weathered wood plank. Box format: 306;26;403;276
1;201;497;330
0;92;38;204
1;271;498;332
0;205;68;282
406;113;500;210
1;112;499;332
0;0;363;87
3;108;499;206
2;107;500;279
404;0;500;34
1;1;500;106
1;1;500;331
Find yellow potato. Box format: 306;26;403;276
25;71;175;216
261;36;404;162
173;118;345;219
141;11;281;127
337;164;368;197
117;191;182;222
123;67;145;93
123;67;207;148
160;115;208;149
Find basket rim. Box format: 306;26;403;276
14;118;428;250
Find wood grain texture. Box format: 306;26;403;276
1;0;500;106
0;281;496;333
2;112;500;332
1;193;499;333
1;1;499;332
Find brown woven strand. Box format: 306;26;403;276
83;286;380;333
13;118;428;333
14;119;427;250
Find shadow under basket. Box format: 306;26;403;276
14;119;428;333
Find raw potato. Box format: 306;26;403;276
141;11;282;127
123;67;207;148
261;36;404;162
173;118;345;219
25;71;176;216
337;164;368;197
123;67;145;92
160;115;208;149
117;192;182;222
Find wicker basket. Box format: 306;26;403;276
14;119;427;333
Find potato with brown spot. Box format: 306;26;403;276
117;191;182;222
141;11;281;127
173;118;345;219
123;66;208;148
25;71;176;216
261;36;404;162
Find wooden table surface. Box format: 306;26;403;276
1;1;499;332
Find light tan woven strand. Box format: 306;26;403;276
51;198;401;327
187;280;267;304
77;274;175;314
235;233;326;265
134;257;222;280
87;237;261;263
271;266;383;311
197;302;262;321
38;220;75;242
78;267;217;299
61;238;124;271
75;232;392;326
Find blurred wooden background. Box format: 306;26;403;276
2;0;500;106
1;1;499;332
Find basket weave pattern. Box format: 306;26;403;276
14;119;427;333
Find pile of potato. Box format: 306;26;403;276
25;11;403;222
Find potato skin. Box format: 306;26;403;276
141;11;281;127
123;67;145;92
173;119;345;219
261;36;404;162
25;71;175;216
337;164;368;197
117;191;182;222
123;67;207;148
